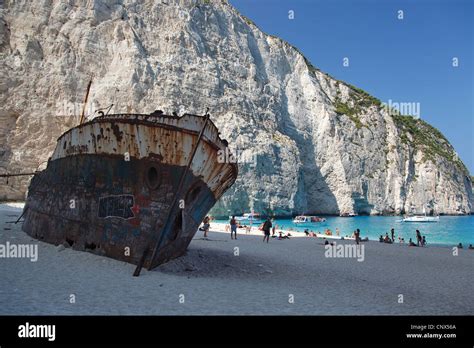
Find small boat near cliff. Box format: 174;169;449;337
293;215;326;226
339;212;358;217
21;110;238;273
230;212;262;224
403;206;439;223
402;215;439;223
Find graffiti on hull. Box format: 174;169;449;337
98;194;137;219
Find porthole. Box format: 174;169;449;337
146;166;161;190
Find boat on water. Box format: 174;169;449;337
339;212;358;217
402;215;440;223
21;110;238;272
402;176;439;223
292;215;326;226
230;212;262;224
402;206;439;223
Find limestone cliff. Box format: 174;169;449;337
0;0;472;215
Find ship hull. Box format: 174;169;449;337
22;113;237;269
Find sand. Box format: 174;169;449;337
0;203;473;315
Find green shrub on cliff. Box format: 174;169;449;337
345;83;382;108
334;98;365;129
392;115;467;173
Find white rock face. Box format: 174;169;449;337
0;0;472;215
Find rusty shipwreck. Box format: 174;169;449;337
22;111;238;273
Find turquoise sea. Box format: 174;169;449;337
214;215;474;246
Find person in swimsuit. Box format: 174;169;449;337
262;217;272;243
230;215;237;240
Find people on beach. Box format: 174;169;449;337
272;223;277;236
468;244;474;250
457;243;463;249
379;235;384;242
202;216;210;238
278;232;290;240
262;217;272;243
408;238;417;247
391;228;395;243
383;234;392;244
422;236;427;247
336;228;340;236
304;229;310;236
416;230;422;246
354;229;361;245
230;215;237;240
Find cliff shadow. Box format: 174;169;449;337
275;86;339;215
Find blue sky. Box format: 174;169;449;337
229;0;474;174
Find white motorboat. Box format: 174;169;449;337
339;212;358;217
293;215;326;225
230;212;262;224
402;215;439;223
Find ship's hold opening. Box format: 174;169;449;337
146;166;160;189
169;213;182;241
85;242;97;250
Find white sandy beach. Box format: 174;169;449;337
0;203;473;315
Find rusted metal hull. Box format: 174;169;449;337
22;113;237;269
